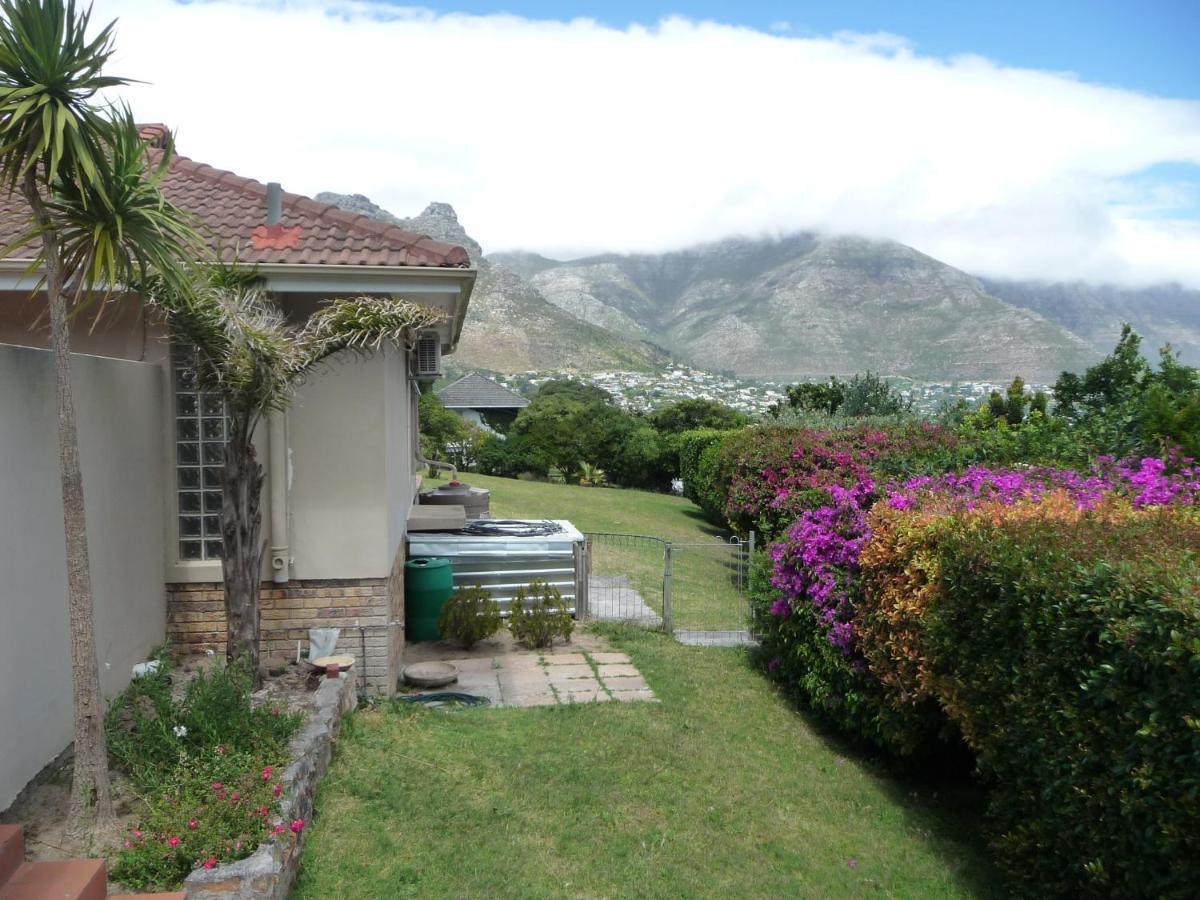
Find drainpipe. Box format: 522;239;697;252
266;182;291;583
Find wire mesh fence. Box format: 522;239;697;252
582;531;755;646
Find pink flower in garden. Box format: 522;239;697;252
273;782;283;797
211;781;223;791
132;829;142;839
290;819;305;834
271;707;281;716
848;858;858;869
235;842;243;851
216;744;226;754
123;840;132;849
203;857;218;870
261;766;273;781
272;823;286;836
188;818;198;830
257;805;270;818
230;792;241;803
168;836;180;848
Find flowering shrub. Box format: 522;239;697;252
105;660;302;890
856;499;1200;897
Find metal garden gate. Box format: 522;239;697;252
581;531;755;646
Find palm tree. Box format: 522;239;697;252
0;0;201;827
150;268;443;677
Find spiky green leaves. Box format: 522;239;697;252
0;0;124;189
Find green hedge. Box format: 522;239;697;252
860;501;1200;898
677;428;730;524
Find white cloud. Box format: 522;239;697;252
96;0;1200;287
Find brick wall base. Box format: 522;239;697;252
166;578;398;695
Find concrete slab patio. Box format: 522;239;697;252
402;631;657;707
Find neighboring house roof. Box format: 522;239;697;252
0;124;470;269
437;373;530;410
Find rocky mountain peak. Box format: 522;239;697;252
314;192;482;263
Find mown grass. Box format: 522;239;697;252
467;473;748;631
295;626;997;899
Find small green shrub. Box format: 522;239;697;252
438;585;502;649
508;580;574;649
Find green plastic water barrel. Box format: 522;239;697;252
405;557;453;641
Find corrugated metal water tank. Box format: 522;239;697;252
407;519;586;616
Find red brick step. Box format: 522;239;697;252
0;858;105;900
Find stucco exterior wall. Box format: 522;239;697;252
0;342;166;811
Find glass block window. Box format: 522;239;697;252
172;345;228;561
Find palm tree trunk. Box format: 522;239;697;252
221;419;265;681
23;173;115;828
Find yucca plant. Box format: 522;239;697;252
148;266;444;677
0;0;201;828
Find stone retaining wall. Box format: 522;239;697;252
167;580;393;695
182;670;357;899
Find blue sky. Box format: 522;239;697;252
400;0;1199;98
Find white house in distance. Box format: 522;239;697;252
437;372;529;431
0;126;476;810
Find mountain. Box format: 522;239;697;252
980;278;1200;366
318;193;668;372
315;193;483;262
524;234;1098;382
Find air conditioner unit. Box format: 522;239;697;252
413;333;442;379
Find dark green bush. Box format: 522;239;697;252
678;428;729;523
916;506;1200;898
438;585;502;649
508;579;574;649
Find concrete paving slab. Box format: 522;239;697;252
589;652;632;664
562;690;609;704
548;676;600;692
596;663;640;679
544;664;593;680
542;653;588;665
602;675;649;692
504;692;558;708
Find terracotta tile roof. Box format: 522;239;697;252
0;125;471;269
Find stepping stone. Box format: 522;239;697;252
548;676;600;692
597;663;640;678
542;653;588;665
590;652;632;664
602;675;649;692
544;664;593;680
449;657;498;673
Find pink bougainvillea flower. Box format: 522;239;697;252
261;766;273;781
188;818;198;830
290;819;305;834
273;782;283;797
168;836;180;848
203;857;218;870
272;823;286;836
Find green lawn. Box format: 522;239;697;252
469;474;749;631
294;626;997;899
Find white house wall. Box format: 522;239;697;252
286;352;392;580
0;342;166;811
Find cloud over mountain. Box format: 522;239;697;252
99;0;1200;287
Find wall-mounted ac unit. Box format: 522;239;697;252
413;333;442;379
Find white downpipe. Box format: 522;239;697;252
268;411;290;583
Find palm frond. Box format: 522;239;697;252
297;295;445;371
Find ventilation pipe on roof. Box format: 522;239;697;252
266;181;291;582
266;182;283;225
